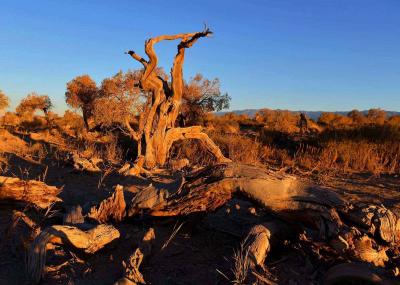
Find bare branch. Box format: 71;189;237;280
126;51;148;67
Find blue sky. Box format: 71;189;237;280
1;0;399;113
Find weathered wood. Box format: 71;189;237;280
244;224;271;268
149;163;344;219
0;176;61;209
126;28;230;168
88;185;126;223
27;224;120;284
145;163;400;268
114;228;155;285
128;184;169;217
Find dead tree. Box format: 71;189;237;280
126;27;230;169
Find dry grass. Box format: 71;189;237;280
294;140;400;175
231;240;251;284
211;133;262;165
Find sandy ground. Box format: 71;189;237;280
0;130;399;285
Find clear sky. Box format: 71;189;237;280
1;0;399;113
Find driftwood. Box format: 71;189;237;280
88;185;126;223
143;163;400;268
27;224;120;284
82;162;399;274
0;176;61;209
114;228;156;285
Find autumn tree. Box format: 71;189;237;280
347;109;368;125
367;108;386;125
318;112;352;128
181;74;230;125
16;93;53;119
0;90;10;114
125;27;230;168
93;71;141;131
65;75;99;130
255;109;299;133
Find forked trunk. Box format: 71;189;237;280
127;27;230;169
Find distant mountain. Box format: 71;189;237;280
216;109;400;121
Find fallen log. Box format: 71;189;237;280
27;224;120;284
85;163;399;271
146;163;400;267
0;176;61;209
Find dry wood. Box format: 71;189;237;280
27;224;120;284
0;176;61;209
114;228;155;285
145;163;400;267
244;224;271;268
126;27;230;168
127;184;168;217
88;185;126;223
352;235;389;267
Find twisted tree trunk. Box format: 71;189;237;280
126;27;230;169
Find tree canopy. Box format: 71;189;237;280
65;75;99;129
16;93;52;117
181;74;230;125
0;90;10;112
